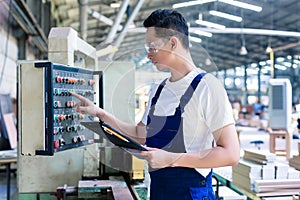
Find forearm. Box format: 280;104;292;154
171;146;240;168
95;108;146;144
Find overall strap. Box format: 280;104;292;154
150;79;167;107
176;73;206;114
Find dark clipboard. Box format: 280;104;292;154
80;121;148;151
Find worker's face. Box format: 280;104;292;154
145;27;172;71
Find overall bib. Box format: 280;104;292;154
146;73;216;200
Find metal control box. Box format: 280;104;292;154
18;61;95;156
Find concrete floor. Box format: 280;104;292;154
0;169;18;200
0;127;299;200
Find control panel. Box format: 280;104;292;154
35;62;95;155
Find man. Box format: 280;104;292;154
72;9;239;200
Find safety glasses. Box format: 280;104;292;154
144;39;167;54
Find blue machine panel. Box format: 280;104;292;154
35;62;95;155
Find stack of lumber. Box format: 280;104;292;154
232;148;300;197
289;141;300;170
232;159;263;190
243;149;276;164
232;150;277;191
254;179;300;197
233;149;300;193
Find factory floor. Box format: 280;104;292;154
0;169;18;200
0;127;299;200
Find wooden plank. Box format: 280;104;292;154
256;189;300;197
255;179;300;186
255;185;300;193
0;158;17;165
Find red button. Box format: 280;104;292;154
56;76;62;83
54;140;60;149
88;80;95;85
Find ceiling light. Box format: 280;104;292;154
173;0;215;8
239;16;247;56
195;19;226;29
225;77;233;86
239;45;248;55
274;64;287;71
189;36;202;43
234;78;242;86
219;0;262;12
192;30;213;37
292;64;298;69
110;1;121;8
265;45;273;53
209;10;242;22
259;61;266;66
294;59;300;64
251;63;257;68
276;57;285;62
283;62;292;68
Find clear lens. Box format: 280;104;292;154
145;39;165;54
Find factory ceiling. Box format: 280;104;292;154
3;0;300;72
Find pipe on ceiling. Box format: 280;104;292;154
88;9;122;30
109;0;145;60
272;41;300;52
104;0;130;45
128;27;300;38
78;0;88;41
113;0;145;48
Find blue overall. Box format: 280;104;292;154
146;73;216;200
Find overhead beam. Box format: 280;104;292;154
272;41;300;52
104;0;130;45
128;27;300;38
109;0;145;60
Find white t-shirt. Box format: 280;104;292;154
142;69;235;177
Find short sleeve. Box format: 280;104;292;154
199;74;235;132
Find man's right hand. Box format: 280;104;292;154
70;91;105;119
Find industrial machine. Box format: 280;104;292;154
19;61;96;156
17;27;146;199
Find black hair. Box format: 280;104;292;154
143;9;189;49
